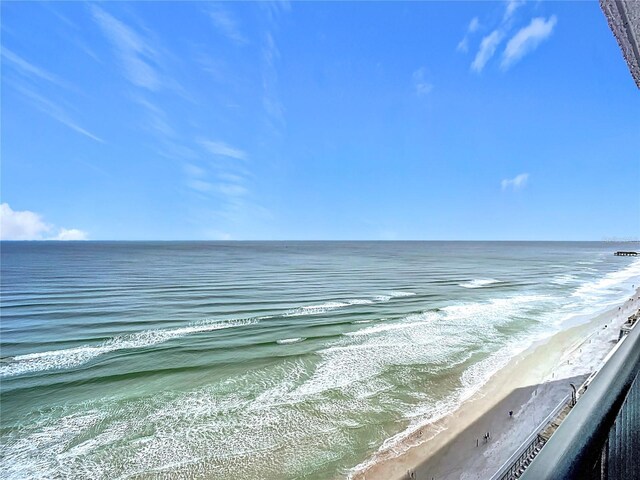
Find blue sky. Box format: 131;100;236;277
1;1;638;240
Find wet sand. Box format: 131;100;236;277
352;289;640;480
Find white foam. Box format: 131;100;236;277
373;295;392;302
346;299;374;305
572;259;640;303
2;358;334;479
284;302;350;316
345;317;437;337
388;291;416;297
440;294;552;319
283;298;376;316
551;274;578;285
292;294;551;400
369;291;415;303
0;319;255;378
545;260;640;327
276;337;305;345
459;278;501;289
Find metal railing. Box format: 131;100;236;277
491;394;570;480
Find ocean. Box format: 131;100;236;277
1;241;639;479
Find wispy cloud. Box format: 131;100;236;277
215;183;248;197
258;3;291;133
1;48;68;87
184;168;249;199
199;139;248;161
156;141;198;162
412;67;433;96
262;31;285;130
469;1;556;72
207;4;248;45
91;5;162;90
501;16;558;69
0;48;100;140
217;172;245;184
188;141;248;186
457;17;480;53
504;0;525;22
501;173;529;190
11;84;103;142
0;203;88;240
187;179;215;193
132;95;175;137
188;137;257;226
471;30;504;72
469;16;480;33
184;163;206;178
262;1;292;23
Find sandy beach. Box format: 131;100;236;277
352;288;640;480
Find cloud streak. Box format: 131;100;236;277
187;137;258;227
501;173;529;190
11;84;103;142
0;203;88;240
132;95;176;138
471;30;504;72
501;16;558;69
1;48;68;88
0;49;101;140
504;0;525;22
457;17;480;53
91;5;162;90
207;4;248;45
199;139;248;161
262;31;285;130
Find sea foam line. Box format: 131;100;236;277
283;292;416;316
459;278;502;289
571;258;640;301
0;319;255;378
276;337;305;345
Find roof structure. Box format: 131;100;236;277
600;0;640;88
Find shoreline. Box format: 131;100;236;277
350;287;640;480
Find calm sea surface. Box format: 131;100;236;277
2;241;640;479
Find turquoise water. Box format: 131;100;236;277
2;241;639;479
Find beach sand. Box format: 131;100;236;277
352;289;640;480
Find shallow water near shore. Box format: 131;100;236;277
2;241;639;479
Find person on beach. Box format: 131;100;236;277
487;431;490;440
509;410;513;418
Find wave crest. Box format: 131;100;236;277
459;278;501;289
0;320;254;378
